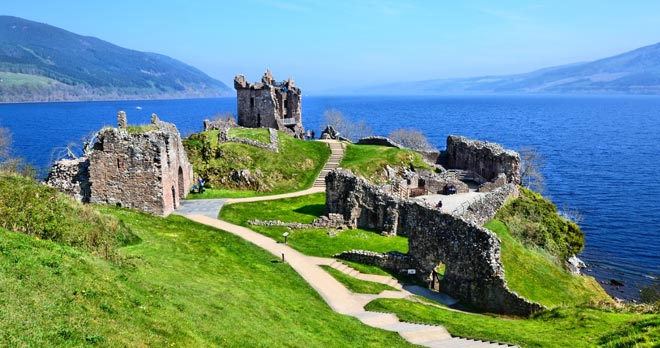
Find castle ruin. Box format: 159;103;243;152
234;70;304;138
46;112;193;216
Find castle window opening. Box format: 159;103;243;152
171;186;176;210
250;97;254;108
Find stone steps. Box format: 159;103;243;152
329;260;404;291
312;141;345;188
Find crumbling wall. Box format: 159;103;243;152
450;183;519;226
46;114;193;216
44;157;91;203
325;169;543;316
234;70;303;138
446;135;520;184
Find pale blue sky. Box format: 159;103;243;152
5;1;660;92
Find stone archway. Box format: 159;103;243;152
178;167;184;199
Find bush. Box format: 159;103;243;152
388;128;435;151
323;109;373;141
495;188;585;259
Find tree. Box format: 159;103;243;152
323;109;372;142
388;128;436;151
519;147;545;193
0;126;10;164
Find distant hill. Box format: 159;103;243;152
0;16;231;102
361;42;660;95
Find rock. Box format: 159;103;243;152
567;255;587;275
610;279;625;287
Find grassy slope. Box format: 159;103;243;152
228;127;270;143
486;220;611;308
185;130;330;198
0;72;62;87
339;144;433;184
366;299;659;348
0;205;416;348
219;192;408;257
322;266;397;294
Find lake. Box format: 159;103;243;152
1;95;658;300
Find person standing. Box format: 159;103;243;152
306;129;311;140
311;130;315;140
198;176;205;193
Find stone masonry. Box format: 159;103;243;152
46;113;193;216
234;70;304;138
445;135;520;184
325;169;543;316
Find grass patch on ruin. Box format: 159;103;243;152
228;127;271;143
184;130;330;198
485;220;612;308
219;192;409;257
321;266;397;294
339;144;433;184
0;202;416;348
125;124;159;134
365;298;660;348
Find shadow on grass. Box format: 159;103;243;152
293;204;325;218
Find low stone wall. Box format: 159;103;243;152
218;127;279;153
325;169;543;316
334;250;414;271
249;213;347;230
357;136;404;149
204;117;237;131
451;183;519;227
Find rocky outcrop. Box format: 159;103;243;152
44;157;90;203
325;169;543;316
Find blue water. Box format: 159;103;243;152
1;95;658;299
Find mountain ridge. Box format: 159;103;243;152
0;15;231;102
356;41;660;95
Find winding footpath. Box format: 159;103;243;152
178;139;517;348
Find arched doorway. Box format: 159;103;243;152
178;167;184;199
429;263;446;292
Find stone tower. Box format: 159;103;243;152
234;70;304;138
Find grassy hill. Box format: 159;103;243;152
184;129;331;198
0;15;230;102
0;173;414;347
339;144;433;184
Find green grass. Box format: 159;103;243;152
184;130;330;198
0;72;62;87
339;144;433;184
228;127;271;143
0;173;137;260
366;299;660;348
486;220;611;308
342;260;392;276
322;266;397;294
219;193;408;257
125;124;158;134
0;206;417;347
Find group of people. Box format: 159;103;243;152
305;129;316;140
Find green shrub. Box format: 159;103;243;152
495;188;585;259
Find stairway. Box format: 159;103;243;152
328;260;518;348
329;260;403;291
312;140;345;188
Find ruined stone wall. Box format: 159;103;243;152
44;157;91;203
87;119;192;216
234;70;303;137
446;135;520;184
357;136;404;149
325;169;543;316
47;115;193;216
334;250;414;271
451;183;519;227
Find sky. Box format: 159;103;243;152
4;0;660;92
